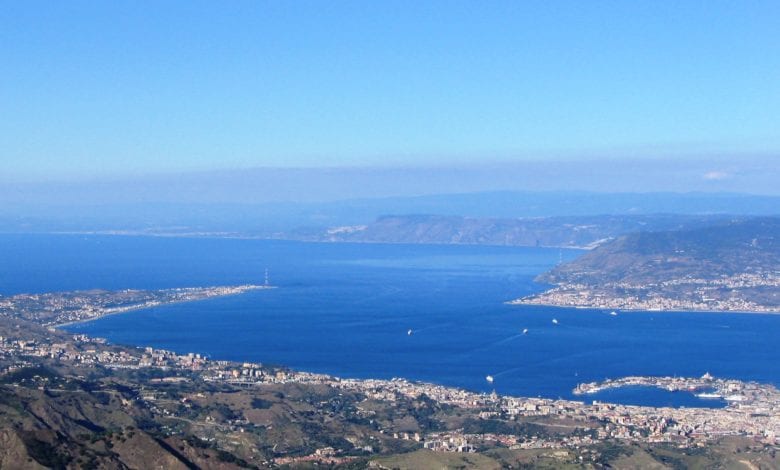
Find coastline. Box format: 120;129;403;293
47;230;595;251
507;298;780;315
5;283;780;452
9;302;780;452
508;278;780;315
48;285;275;328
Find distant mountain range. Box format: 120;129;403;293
1;191;779;236
282;214;740;249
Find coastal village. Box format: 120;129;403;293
512;272;780;313
0;285;267;326
2;287;780;467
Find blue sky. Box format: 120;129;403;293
1;1;779;184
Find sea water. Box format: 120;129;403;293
2;233;776;407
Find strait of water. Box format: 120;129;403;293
2;234;777;407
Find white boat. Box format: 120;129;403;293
486;375;494;383
552;319;559;325
407;329;413;336
522;328;528;335
695;392;722;399
609;311;618;316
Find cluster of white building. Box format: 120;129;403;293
514;271;780;313
4;326;780;453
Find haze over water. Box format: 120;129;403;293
3;234;776;408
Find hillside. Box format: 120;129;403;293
516;217;780;312
541;217;780;284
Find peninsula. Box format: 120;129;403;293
511;217;780;313
0;284;269;326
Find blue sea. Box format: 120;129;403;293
2;233;778;408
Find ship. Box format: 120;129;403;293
486;375;494;383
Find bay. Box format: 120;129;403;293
1;234;777;406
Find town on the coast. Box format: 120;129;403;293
511;272;780;313
2;287;780;467
0;284;269;326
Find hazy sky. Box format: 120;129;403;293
2;1;779;183
2;157;778;206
